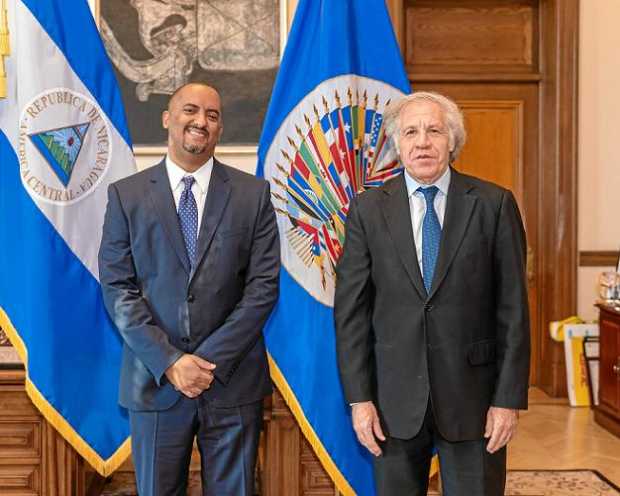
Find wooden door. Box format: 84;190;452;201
425;86;539;386
387;0;578;395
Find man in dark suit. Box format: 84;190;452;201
334;91;530;495
99;83;280;495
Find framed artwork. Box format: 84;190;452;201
97;0;284;152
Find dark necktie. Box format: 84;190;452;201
178;175;198;267
418;186;441;293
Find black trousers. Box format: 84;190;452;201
129;396;263;496
373;401;506;496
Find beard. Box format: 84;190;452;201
183;141;207;155
181;124;216;155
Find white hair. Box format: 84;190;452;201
384;91;467;164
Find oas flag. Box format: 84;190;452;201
257;0;412;494
0;0;135;475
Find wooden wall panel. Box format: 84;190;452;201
405;0;538;73
300;439;336;496
454;101;523;195
0;465;40;495
263;392;302;495
0;423;41;460
0;370;85;496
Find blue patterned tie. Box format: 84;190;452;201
418;186;441;293
178;176;198;267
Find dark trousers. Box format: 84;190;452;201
129;396;263;496
374;401;506;496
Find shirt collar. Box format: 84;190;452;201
165;155;213;194
404;166;451;198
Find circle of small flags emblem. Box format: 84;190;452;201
265;76;405;305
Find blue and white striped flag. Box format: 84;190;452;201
0;0;134;475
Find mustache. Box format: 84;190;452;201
185;124;208;134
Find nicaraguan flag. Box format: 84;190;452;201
0;0;135;475
257;0;412;493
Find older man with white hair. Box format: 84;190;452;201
335;91;530;495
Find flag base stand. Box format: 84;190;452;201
0;368;88;495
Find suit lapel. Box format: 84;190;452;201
191;159;231;281
380;175;427;300
428;168;477;298
148;160;191;275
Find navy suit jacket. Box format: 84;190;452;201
99;159;280;411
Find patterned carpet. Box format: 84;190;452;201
505;470;619;495
427;469;620;495
102;469;619;495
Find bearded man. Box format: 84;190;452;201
99;83;280;495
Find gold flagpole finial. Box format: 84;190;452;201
0;0;10;98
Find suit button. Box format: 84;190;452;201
181;337;190;344
187;294;195;302
424;303;433;312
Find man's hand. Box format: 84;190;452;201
484;406;518;453
165;354;216;398
352;401;386;456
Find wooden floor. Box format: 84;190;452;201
507;387;620;486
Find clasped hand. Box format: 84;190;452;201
165;354;216;398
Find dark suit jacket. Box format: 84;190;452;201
334;168;530;441
99;158;280;411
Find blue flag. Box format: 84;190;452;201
0;0;135;475
257;1;411;493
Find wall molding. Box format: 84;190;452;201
579;251;620;267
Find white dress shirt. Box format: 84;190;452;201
403;167;451;271
166;156;213;232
